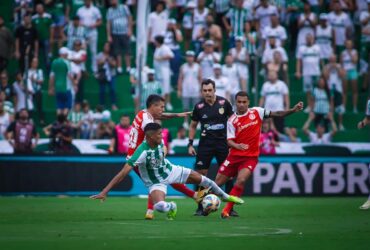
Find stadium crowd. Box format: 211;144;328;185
0;0;369;154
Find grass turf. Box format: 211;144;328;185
0;197;369;250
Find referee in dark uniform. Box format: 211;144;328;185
188;79;236;216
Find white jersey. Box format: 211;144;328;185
211;76;229;99
255;5;279;31
180;63;200;97
326;64;343;93
13;80;34;111
148;10;169;42
229;47;249;79
366;99;370;116
341;49;357;70
0;112;10;140
309;132;332;144
197;51;221;79
315;25;333;59
69;49;87;74
260;80;289;112
77;5;102;34
154;44;174;70
222;64;240;95
192;8;209;40
262;46;288;64
328;12;352;46
297;44;321;76
262;25;287;48
297;13;316;46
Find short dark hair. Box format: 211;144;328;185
154;35;164;45
235;91;249;100
201;79;215;89
121;114;130;118
146;94;165;108
144;122;162;133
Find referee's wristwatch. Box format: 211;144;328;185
187;139;193;148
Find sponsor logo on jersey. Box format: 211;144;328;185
249;113;256;120
197;161;203;165
218;100;225;105
219;107;224;114
198;103;204;109
202;114;208;119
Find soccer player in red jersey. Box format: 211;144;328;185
214;91;304;218
124;94;200;219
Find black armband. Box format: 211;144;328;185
187;139;194;147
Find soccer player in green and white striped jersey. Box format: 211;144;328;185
91;123;244;220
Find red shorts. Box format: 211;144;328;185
218;155;259;178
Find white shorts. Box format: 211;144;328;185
303;75;318;93
148;165;192;194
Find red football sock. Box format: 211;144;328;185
223;185;244;214
147;196;154;210
171;184;195;198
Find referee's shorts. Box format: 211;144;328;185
195;139;228;170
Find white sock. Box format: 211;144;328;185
200;176;229;200
153;201;173;213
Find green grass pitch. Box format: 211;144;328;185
0;197;369;250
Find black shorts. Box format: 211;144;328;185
112;34;131;56
195;140;228;170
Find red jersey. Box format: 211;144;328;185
227;107;270;157
127;110;154;157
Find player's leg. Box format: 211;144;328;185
149;184;177;220
221;168;252;218
221;157;258;218
186;170;244;204
193;144;213;215
216;144;238;216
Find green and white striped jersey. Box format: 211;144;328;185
127;141;173;187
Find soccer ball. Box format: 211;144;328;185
202;194;221;215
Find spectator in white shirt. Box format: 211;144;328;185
192;0;209;54
259;70;289;133
255;0;279;32
340;39;359;113
177;50;201;128
77;0;102;72
154;35;174;111
303;112;337;144
13;71;34;113
296;33;322;112
316;14;335;61
262;36;288;66
28;57;44;124
148;1;168;45
222;54;241;102
211;63;229;100
229;36;249;92
328;1;352;52
0;101;12;140
197;39;221;79
262;14;287;50
297;2;317;49
69;39;87;104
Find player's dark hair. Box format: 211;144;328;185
155;35;164;45
235;91;249;100
146;94;165;108
121;114;130;118
201;79;215;89
144;123;162;133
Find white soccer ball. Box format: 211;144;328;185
202;194;221;214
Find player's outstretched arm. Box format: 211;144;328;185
160;111;192;120
90;163;133;201
269;102;304;118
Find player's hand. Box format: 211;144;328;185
188;145;197;156
90;192;107;201
293;102;304;112
235;143;248;151
357;121;365;129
